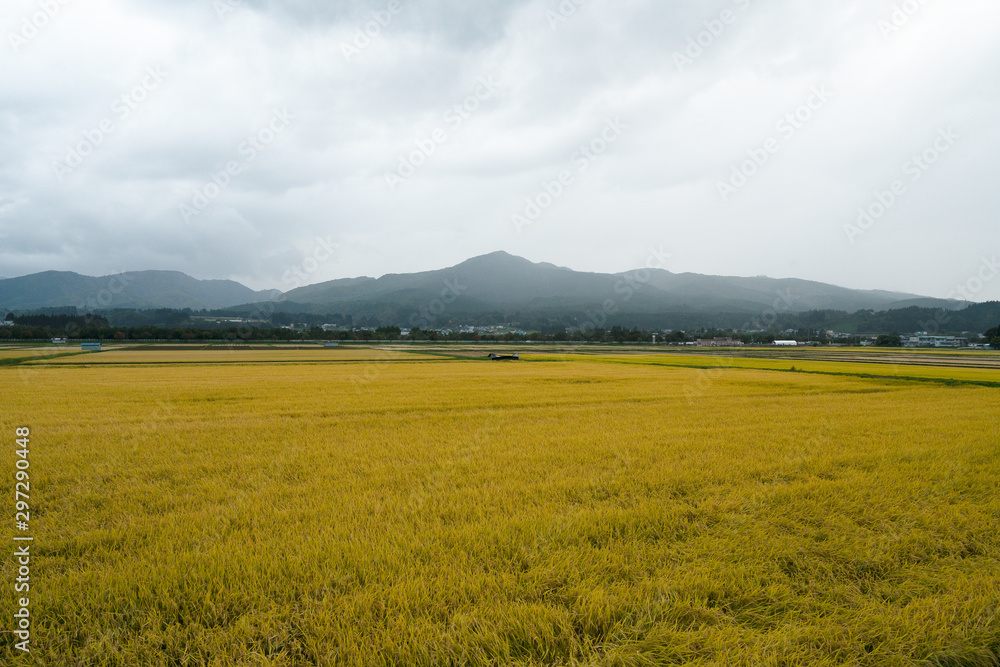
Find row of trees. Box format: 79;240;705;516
8;303;999;338
1;325;320;342
3;318;999;347
0;324;679;343
986;325;1000;349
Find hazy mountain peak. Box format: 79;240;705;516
457;251;536;268
276;252;970;327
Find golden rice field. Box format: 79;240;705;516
2;347;999;665
530;352;1000;387
24;347;441;365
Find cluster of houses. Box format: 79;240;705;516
693;335;985;348
695;337;802;347
901;335;967;348
696;337;744;347
693;333;989;348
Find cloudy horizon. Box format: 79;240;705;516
2;0;999;302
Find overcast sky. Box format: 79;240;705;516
2;0;999;301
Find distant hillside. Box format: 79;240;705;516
2;254;977;331
0;271;279;311
275;251;967;327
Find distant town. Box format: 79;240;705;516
3;313;997;349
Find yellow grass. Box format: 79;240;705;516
24;348;441;365
531;352;1000;386
2;350;998;665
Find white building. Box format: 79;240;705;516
904;335;965;348
774;340;798;346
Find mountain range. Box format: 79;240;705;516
0;252;970;329
278;252;965;321
0;270;279;312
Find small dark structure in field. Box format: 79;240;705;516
489;353;520;361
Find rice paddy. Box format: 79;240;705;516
1;346;998;665
24;347;440;365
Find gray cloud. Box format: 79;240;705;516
1;0;999;301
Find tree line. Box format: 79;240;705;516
3;311;998;347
